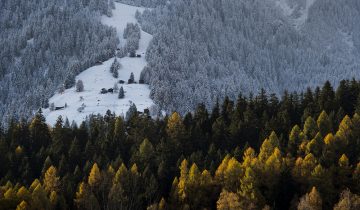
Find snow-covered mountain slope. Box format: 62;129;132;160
140;0;360;115
44;3;154;126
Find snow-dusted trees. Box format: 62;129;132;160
110;58;121;78
118;87;125;99
139;0;360;115
126;102;137;120
123;23;141;57
58;85;66;94
123;23;141;39
76;80;84;92
117;0;167;8
50;103;55;111
113;83;119;93
0;0;119;125
128;73;135;84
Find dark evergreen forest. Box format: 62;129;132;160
0;79;360;210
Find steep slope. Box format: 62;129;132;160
140;0;360;114
0;0;118;126
44;3;154;126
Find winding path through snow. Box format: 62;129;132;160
44;3;154;126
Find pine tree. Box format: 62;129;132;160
75;182;100;210
110;58;120;78
239;167;264;209
337;154;352;188
306;132;323;157
317;111;333;137
292;153;318;184
31;184;51;209
319;81;336;113
333;189;360;210
76;80;84;92
16;201;29;210
88;163;102;188
352;163;360;192
167;112;187;153
16;186;31;202
297;187;322;210
126;103;137;121
336;115;353;143
43;165;60;193
303;116;318;139
29;108;51;151
223;157;242;192
129;72;135;83
118;86;125;99
136;138;155;170
288;125;305;156
355;94;360;115
217;190;241;210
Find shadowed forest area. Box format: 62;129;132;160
0;79;360;209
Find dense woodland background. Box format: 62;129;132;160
2;0;360;125
0;79;360;209
139;0;360;114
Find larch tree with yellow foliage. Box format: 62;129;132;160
297;187;322;210
317;111;333;137
43;165;60;193
88;163;102;188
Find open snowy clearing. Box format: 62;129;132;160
44;3;154;126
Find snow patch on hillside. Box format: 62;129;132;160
275;0;316;29
44;3;154;126
275;0;294;17
295;0;315;29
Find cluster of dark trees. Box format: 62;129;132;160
110;59;121;78
0;79;360;209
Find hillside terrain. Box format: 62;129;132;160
0;0;118;125
44;3;155;126
0;79;359;209
1;0;360;125
140;0;360;114
0;1;360;209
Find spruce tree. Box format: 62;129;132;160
129;72;135;83
126;103;138;121
118;87;125;99
29;108;51;152
76;80;84;92
43;166;60;193
297;187;322;210
317;111;333;137
355;93;360;115
110;58;120;78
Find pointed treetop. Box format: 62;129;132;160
44;165;60;193
338;154;349;168
88;163;101;187
130;163;139;175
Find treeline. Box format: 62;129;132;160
0;79;360;209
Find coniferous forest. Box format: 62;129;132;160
1;79;360;210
